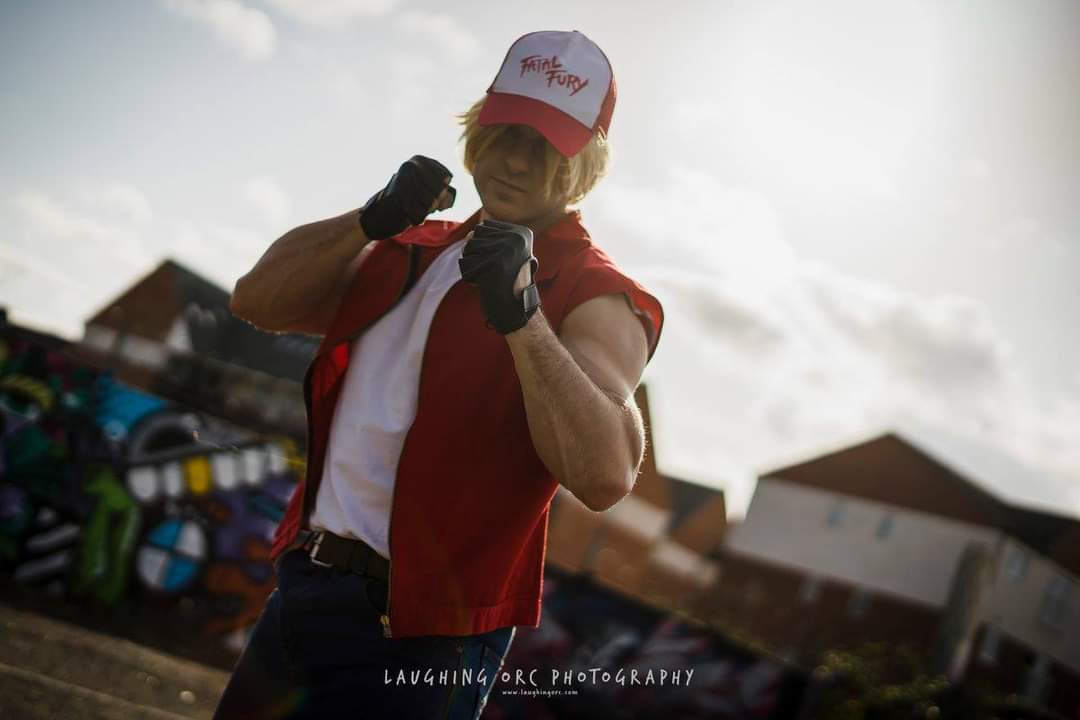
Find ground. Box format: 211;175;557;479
0;603;228;719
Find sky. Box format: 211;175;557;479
1;0;1078;520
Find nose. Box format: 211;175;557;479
503;143;531;176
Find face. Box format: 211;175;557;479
472;124;571;231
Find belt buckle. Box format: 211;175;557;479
308;532;334;568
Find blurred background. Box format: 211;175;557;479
0;1;1077;718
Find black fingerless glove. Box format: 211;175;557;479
459;219;541;334
359;155;456;240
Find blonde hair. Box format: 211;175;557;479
457;97;610;205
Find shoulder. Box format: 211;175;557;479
551;242;664;360
557;288;651;403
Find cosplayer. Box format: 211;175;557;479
216;30;663;719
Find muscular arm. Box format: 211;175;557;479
230;157;455;336
505;294;649;512
229;209;372;335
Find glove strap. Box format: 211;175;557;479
357;190;383;239
510;258;542;332
491;282;540;335
521;283;541;324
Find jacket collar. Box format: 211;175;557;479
399;209;590;283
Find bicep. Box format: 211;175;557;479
279;242;375;336
558;293;649;397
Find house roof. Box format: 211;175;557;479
666;476;728;557
757;417;1080;576
84;259;317;382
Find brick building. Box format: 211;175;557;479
77;259;315;435
711;428;1080;715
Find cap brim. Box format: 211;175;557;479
479;92;594;158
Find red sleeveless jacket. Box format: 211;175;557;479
270;210;663;638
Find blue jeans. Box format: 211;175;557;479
213;548;514;719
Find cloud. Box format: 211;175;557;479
592;171;1080;519
161;0;276;61
644;259;1080;518
591;169;797;294
672;95;901;201
801;262;1015;391
9;190;155;273
380;51;440;119
1;180;278;338
1;183;268;333
265;0;397;26
13;192;115;242
95;184;154;224
243;176;292;229
394;11;480;64
0;242;96;338
2;189;163;337
164;218;274;296
0;243;85;294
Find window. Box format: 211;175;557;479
848;587;871;619
799;576;822;604
1004;545;1029;582
977;625;1000;665
876;513;895;539
1039;576;1072;628
826;500;847;528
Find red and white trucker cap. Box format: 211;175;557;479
479;30;616;157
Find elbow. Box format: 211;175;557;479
228;291;244;318
579;468;635;513
581;428;643;512
229;277;256;322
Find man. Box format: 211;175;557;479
216;30;663;719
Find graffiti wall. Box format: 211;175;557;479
0;330;301;651
487;571;806;720
0;326;804;718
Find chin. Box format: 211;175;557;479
481;199;528;224
487;211;528;225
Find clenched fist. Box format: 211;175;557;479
459;219;540;334
359;156;456;240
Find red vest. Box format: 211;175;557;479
270;210;663;638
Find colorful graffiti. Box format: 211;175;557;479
0;330;302;648
1;326;804;718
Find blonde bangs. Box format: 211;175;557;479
457;97;610;205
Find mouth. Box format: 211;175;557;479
493;176;527;193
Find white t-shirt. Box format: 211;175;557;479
309;239;468;559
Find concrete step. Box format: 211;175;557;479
0;661;195;720
0;603;229;719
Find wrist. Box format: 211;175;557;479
357;194;395;241
333;209;370;256
505;305;545;340
488;281;540;335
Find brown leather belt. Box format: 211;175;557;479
301;530;389;582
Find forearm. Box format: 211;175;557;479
506;311;644;512
230;209;370;330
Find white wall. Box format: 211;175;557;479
976;537;1080;672
724;476;999;607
